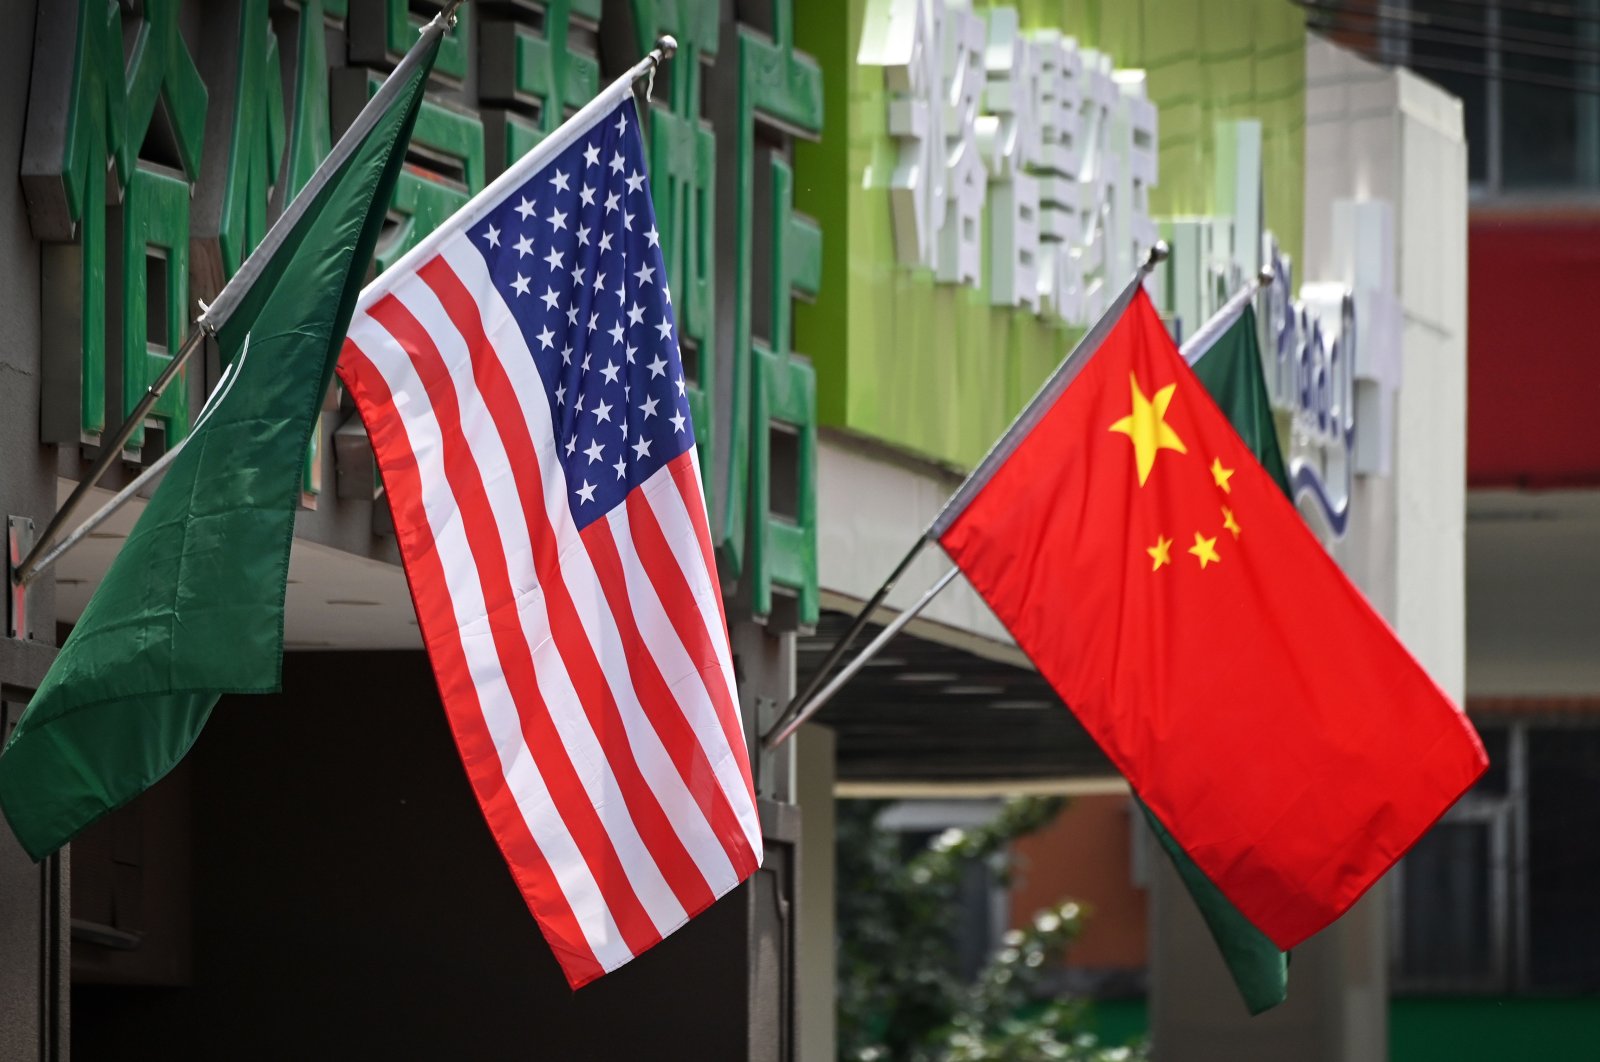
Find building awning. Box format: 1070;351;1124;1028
800;608;1116;788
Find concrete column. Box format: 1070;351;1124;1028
1150;855;1387;1061
0;2;69;1056
796;724;837;1062
0;645;69;1062
733;619;802;1062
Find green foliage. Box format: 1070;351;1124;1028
837;798;1147;1062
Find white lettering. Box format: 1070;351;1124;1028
860;0;947;271
1030;31;1082;322
863;4;1160;322
978;7;1041;309
938;6;987;286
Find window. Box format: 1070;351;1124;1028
1309;0;1600;195
1392;723;1600;993
1525;727;1600;989
1395;807;1510;990
1392;726;1511;991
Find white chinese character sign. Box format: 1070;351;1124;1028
859;6;1399;540
860;0;947;272
1161;122;1402;542
940;7;986;287
858;0;1159;329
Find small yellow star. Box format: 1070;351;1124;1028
1188;532;1221;569
1147;535;1173;571
1109;374;1188;486
1222;506;1241;539
1211;458;1234;493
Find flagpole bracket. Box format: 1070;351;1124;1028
7;516;35;640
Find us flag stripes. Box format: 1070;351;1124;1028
338;94;761;988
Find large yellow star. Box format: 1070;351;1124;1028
1147;535;1173;571
1188;531;1221;569
1109;374;1187;486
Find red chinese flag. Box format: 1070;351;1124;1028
938;289;1487;948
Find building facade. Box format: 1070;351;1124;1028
0;1;1504;1060
1345;3;1600;1055
983;8;1600;1060
4;1;824;1057
809;4;1481;1062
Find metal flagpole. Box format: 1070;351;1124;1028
25;441;184;585
764;566;959;750
11;0;468;590
12;325;206;589
16;331;259;582
763;534;933;745
760;242;1171;749
195;0;468;333
1180;266;1274;365
763;256;1285;750
10;6;686;592
357;37;676;292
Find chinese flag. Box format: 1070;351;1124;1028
938;290;1487;948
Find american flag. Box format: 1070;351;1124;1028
337;98;762;988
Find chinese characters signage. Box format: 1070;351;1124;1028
859;0;1158;327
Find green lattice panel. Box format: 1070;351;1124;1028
363;71;486;272
216;0;286;275
119;165;192;452
725;4;823;625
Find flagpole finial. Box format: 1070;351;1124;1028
639;36;677;102
1258;264;1274;287
423;0;465;32
1142;240;1170;274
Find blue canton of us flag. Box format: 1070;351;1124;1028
471;100;690;530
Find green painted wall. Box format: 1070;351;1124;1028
795;0;1305;470
1084;997;1148;1049
1085;996;1600;1060
1391;998;1600;1062
1025;0;1306;263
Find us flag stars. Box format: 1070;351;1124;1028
470;100;697;530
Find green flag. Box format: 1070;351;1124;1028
0;25;442;861
1189;305;1291;494
1136;304;1292;1015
